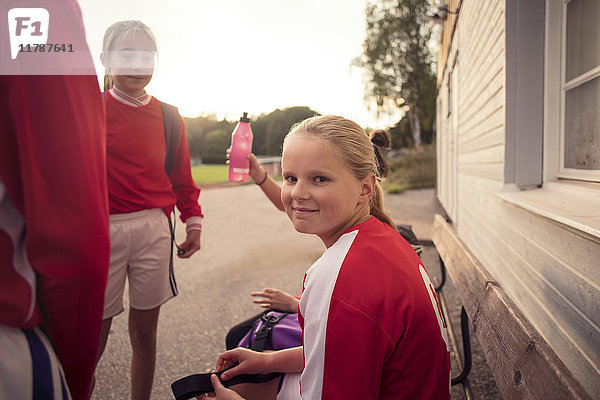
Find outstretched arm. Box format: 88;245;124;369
226;149;284;211
246;153;284;211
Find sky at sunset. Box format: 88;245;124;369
78;0;402;128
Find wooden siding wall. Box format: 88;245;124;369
435;0;600;397
436;0;460;86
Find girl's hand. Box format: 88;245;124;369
225;148;265;184
196;374;244;400
246;153;265;183
178;230;201;258
251;288;299;313
216;348;269;381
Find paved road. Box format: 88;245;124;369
93;185;500;399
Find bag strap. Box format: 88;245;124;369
160;101;181;176
246;314;262;350
249;311;290;352
171;367;282;400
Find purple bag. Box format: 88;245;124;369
237;311;302;352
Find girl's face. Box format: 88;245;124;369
107;32;155;97
281;136;373;247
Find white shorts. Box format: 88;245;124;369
104;208;176;319
0;324;72;399
277;372;301;400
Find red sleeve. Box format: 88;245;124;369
169;115;203;221
321;298;392;399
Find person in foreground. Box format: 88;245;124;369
203;115;451;399
0;1;110;398
94;20;203;399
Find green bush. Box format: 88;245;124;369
383;182;409;194
385;144;436;192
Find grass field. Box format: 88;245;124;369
191;164;229;185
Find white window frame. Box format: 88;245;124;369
436;51;458;224
499;0;600;240
557;0;600;182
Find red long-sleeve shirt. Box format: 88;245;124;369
105;91;202;221
0;73;110;400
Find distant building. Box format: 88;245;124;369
434;0;599;397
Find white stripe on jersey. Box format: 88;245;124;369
110;87;151;107
0;179;36;323
299;230;358;398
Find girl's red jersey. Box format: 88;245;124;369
105;92;202;221
299;216;451;399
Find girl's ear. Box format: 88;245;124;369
358;172;376;204
100;52;107;67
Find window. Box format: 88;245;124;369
559;0;600;181
498;0;599;239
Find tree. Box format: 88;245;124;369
201;128;231;163
252;106;319;155
356;0;437;147
389;116;414;148
185;115;235;162
183;106;319;162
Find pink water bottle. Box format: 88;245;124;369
228;112;253;182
